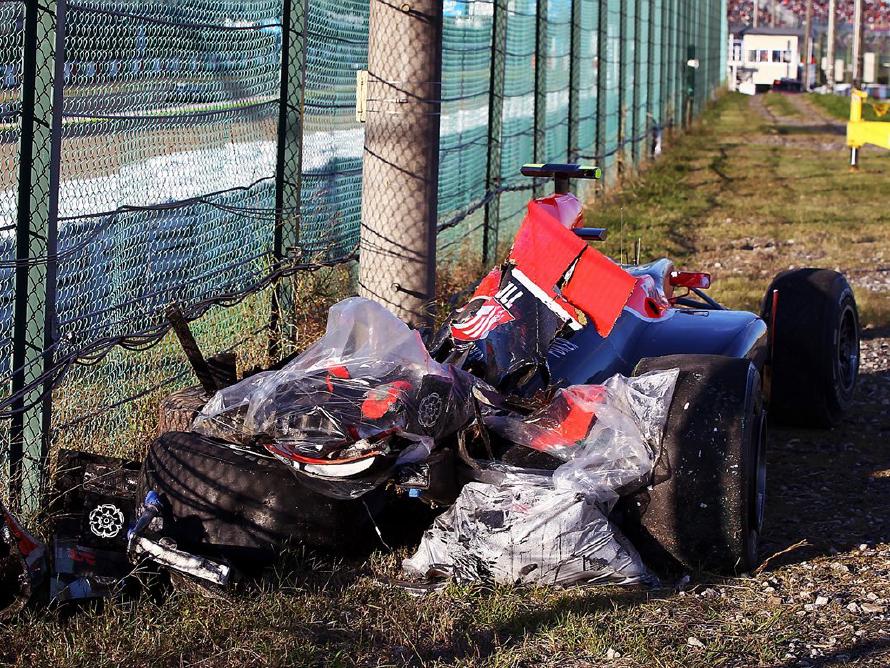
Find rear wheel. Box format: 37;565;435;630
762;268;859;427
621;354;766;574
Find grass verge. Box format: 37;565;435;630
807;93;890;123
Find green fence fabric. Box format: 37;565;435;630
601;0;622;181
635;0;649;164
437;1;493;252
543;0;571;164
576;0;598;159
1;0;727;510
0;2;22;395
301;0;368;256
495;0;537;239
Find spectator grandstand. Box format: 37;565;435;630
728;1;890;29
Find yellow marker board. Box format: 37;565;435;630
847;89;890;152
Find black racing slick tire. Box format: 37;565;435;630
761;268;860;428
140;432;379;566
622;355;767;574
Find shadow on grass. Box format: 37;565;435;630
759;358;890;569
777;637;890;667
775;123;846;137
415;585;666;663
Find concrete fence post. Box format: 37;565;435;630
358;0;443;326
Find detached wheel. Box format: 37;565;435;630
622;354;766;574
762;268;859;427
141;432;380;566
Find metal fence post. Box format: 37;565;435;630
594;0;607;189
10;0;65;512
567;0;582;163
648;0;660;157
671;0;686;129
617;0;627;176
663;0;673;131
533;0;548;196
632;0;643;165
483;0;507;267
269;0;308;361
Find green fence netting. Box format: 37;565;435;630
437;0;492;253
576;0;598;159
496;0;537;240
301;0;367;256
1;0;727;510
544;0;570;164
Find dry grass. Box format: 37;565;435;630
2;92;889;667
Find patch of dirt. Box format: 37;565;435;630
848;267;890;294
749;93;849;151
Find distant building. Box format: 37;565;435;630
727;25;803;93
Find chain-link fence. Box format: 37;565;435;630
1;0;727;512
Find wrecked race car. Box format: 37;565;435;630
1;162;855;612
1;500;46;619
137;163;860;584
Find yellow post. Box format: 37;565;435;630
847;88;890;170
850;89;864;123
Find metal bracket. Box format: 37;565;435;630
356;69;369;123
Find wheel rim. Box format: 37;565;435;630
836;304;859;395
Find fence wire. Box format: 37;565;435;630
1;0;727;511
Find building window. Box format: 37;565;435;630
772;50;782;63
759;50;769;62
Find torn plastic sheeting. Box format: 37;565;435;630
403;370;678;586
402;477;653;587
487;370;679;502
194;298;488;476
486;384;609;454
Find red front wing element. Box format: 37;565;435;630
529;385;609;452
